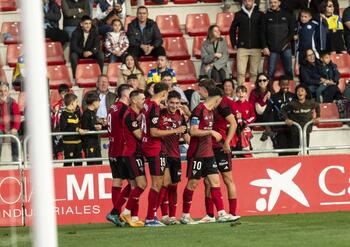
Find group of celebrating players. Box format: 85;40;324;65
106;78;241;227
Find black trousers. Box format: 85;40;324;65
83;141;102;166
289;125;311;156
70;51;104;78
127;45;166;59
45;27;69;45
211;68;226;85
272;127;293;156
63;143;82;166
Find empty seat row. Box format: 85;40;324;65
0;0;17;12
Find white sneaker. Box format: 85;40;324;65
217;212;240;223
180;215;199;225
197;215;216;224
168;217;180;225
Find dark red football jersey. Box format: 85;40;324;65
212;96;234;149
187;103;214;158
141;98;161;157
122;107;141;157
231;100;256;125
107;101;128;157
160;109;187;158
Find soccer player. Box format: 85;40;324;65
181;86;236;224
106;84;133;227
197;80;241;223
119;90;146;227
157;91;190;225
141;82;186;226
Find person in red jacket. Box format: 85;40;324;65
0;82;21;161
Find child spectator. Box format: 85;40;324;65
81;92;102;165
282;84;320;155
60;93;85;166
231;85;256;157
105;19;129;63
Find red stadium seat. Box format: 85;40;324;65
225;35;236;57
263;58;285;80
171;60;197;84
331;54;350;78
272;80;296;94
145;0;168;5
107;62;122;86
0;0;17;11
338;78;346;93
47;65;72;89
0;67;8;83
216;12;234;35
1;22;21;44
78;58;97;64
202;0;221;2
139;55;156;62
192;36;206;59
131;0;137;6
185;13;210;36
50;90;61;107
46;42;65;65
317;103;343;128
156;15;183;37
82;87;95;99
6;44;22;67
124;16;136;32
178;83;198;91
75;64;102;88
173;0;197;3
140;61;158;76
163;37;190;60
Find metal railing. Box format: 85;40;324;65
303;118;350;153
231;121;304;156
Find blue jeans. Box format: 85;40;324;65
268;48;293;81
308;84;327;102
63;26;76;39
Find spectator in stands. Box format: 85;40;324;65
95;0;126;36
262;0;294;81
43;0;69;46
83;74;117;126
105;19;129;63
0;82;20;161
249;72;275;141
160;71;189;106
299;49;341;102
147;55;176;84
70;15;104;79
200;25;229;85
267;76;295;156
126;74;142;90
145;81;155;98
190;77;216;110
223;79;238;101
320;0;346;54
230;0;264;85
342;6;350;54
117;54;145;88
126;6;165;59
282;84;320;155
226;0;260;11
62;0;90;38
310;0;339;15
81;92;102;165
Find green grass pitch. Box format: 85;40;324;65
1;212;350;247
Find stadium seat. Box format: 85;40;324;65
263;58;285;80
0;0;17;11
272;80;296;94
0;67;8;82
1;22;20;44
107;62;122;86
124;16;136;32
317;103;343;128
140;61;158;76
178;83;198;92
338;78;346;93
75;64;102;88
156;15;183;37
330;54;350;78
78;58;97;64
145;0;168;5
171;60;197;84
82;87;95;99
47;65;72;89
192;36;206;59
225;35;236;57
46;42;65;66
185;13;210;36
6;44;22;67
216;12;234;35
202;0;221;2
163;37;190;60
173;0;197;3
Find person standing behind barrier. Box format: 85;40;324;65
281;84;320;155
0;82;20;162
81;92;103;165
230;0;264;85
60;93;86;166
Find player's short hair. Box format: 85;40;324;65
130;89;144;99
81;15;92;22
153;82;169;94
64;93;77;106
236;85;248;93
85;91;100;105
198;78;216;92
117;84;133;98
160;71;173;81
58;84;69;94
167;90;181;101
208;87;224;97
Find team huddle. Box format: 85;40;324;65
106;79;240;227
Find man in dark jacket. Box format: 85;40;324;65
43;0;69;45
262;0;294;81
230;0;264;84
70;15;104;79
62;0;90;38
126;6;166;59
